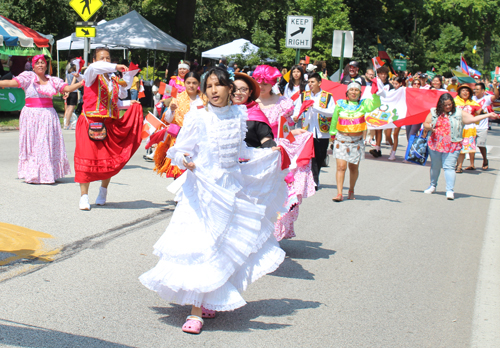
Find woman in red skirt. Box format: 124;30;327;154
75;48;143;210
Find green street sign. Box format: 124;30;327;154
393;59;407;71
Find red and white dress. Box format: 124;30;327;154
74;61;143;183
14;71;71;184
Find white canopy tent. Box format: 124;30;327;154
201;39;258;59
93;11;187;52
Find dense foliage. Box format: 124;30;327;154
3;0;500;76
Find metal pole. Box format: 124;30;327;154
152;50;157;108
146;50;149;80
83;37;90;67
295;49;301;65
57;49;60;79
338;32;345;82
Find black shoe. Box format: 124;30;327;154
369;149;382;158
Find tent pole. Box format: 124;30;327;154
57;49;60;79
152;49;157;109
146;50;149;80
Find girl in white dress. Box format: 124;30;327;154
140;67;289;334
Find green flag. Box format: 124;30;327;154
0;88;25;111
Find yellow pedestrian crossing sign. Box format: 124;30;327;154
69;0;103;22
76;27;96;38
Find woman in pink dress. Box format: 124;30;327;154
254;65;316;241
0;54;82;184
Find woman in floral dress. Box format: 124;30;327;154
0;54;82;184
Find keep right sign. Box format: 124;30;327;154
286;16;313;50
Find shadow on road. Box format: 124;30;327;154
0;320;134;348
98;200;171;210
279;240;336;260
409;190;497;200
123;164;154;171
153;298;322;332
269;240;336;280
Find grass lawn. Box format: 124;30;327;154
1;96;152;128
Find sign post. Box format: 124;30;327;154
332;30;354;82
69;0;103;66
286;16;313;66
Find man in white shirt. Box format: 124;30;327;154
292;73;335;189
473;81;499;169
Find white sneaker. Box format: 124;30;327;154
96;187;107;206
79;194;91;210
424;186;436;194
446;191;454;200
388;151;396;161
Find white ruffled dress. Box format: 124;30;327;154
139;104;288;311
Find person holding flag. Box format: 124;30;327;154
74;48;143;211
329;78;386;201
292;72;336;189
150;72;204;179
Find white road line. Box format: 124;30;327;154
470;170;500;347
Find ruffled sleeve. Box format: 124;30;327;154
13;71;35;90
167;109;199;169
49;76;68;94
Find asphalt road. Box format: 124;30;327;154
0;126;499;348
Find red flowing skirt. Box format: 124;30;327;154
74;103;143;183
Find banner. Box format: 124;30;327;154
365;88;407;129
0;88;25;111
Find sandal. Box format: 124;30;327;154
455;166;463;173
182;315;204;334
347;190;355;200
465;166;476;170
201;306;216;319
332;193;343;202
482;160;489;170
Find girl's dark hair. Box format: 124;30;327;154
185;71;201;83
436;93;456;116
288;65;307;92
93;47;110;59
396;76;405;86
201;67;234;95
67;64;77;73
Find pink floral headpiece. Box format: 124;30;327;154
33;54;46;64
253;65;281;85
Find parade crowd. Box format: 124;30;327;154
0;50;498;334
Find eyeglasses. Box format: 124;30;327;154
234;87;249;94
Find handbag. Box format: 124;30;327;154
84;112;107;141
405;130;429;165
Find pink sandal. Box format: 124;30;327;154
182;315;204;334
201;306;216;319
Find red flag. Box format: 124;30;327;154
279;146;291;170
305;56;310;64
145;128;167;149
296;135;315;167
291;91;300;102
370;77;379;95
158;82;167;95
138;80;146;99
129;62;139;71
298;100;314;116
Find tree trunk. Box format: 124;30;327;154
483;15;492;69
167;0;196;81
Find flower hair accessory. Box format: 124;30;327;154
228;70;235;81
253;65;281;85
33;54;46;64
